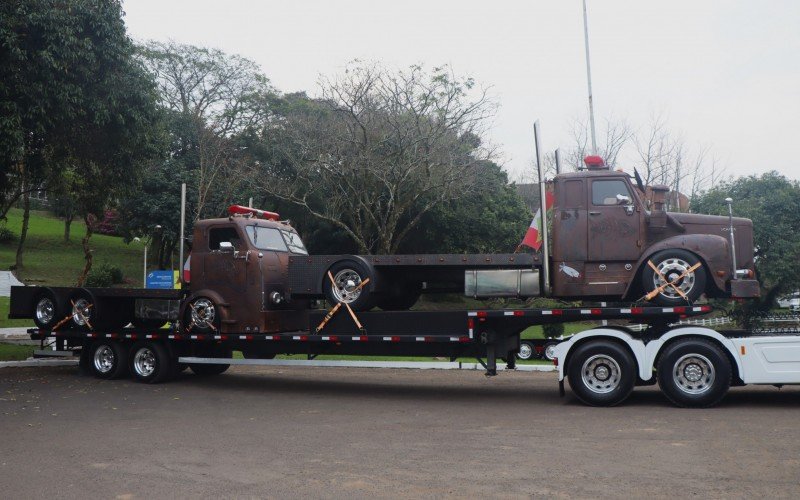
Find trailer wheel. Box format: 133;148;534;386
567;340;636;407
185;297;220;333
32;288;63;330
543;341;559;362
89;341;129;379
641;249;707;306
657;338;731;408
129;342;173;384
324;260;374;311
378;282;422;311
517;341;534;360
68;289;98;331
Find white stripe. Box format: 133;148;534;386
168;335;175;339
449;336;459;342
292;335;301;340
191;335;198;339
147;335;155;339
542;311;553;315
621;308;632;313
467;312;478;317
693;307;703;312
580;309;591;314
468;329;473;338
382;337;391;341
322;336;330;341
416;337;425;341
662;307;674;313
352;336;361;341
504;311;514;316
214;335;221;340
239;335;248;340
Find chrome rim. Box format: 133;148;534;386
518;343;533;360
190;298;216;329
581;354;621;394
653;257;696;299
93;345;116;374
35;297;55;326
544;344;557;361
72;298;92;326
331;269;363;303
133;347;156;377
673;353;715;395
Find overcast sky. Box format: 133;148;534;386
122;0;800;182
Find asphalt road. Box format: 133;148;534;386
2;365;800;498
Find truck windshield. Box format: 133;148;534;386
245;226;288;252
280;230;308;255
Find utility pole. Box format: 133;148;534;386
582;0;598;155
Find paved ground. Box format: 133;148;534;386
2;365;800;498
0;271;24;296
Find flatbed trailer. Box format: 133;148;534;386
26;304;717;394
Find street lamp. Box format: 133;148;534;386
135;225;162;288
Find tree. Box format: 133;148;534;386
257;62;498;254
692;172;800;317
0;0;160;276
137;41;273;223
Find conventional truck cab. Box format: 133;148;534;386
183;206;310;334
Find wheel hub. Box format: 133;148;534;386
581;355;621;394
133;348;156;377
673;354;715;394
190;298;216;328
72;298;92;326
332;269;363;303
93;345;115;373
35;298;55;325
653;257;696;299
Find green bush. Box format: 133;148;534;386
85;263;124;287
542;322;565;338
0;226;17;244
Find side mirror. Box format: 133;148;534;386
219;241;234;253
616;194;631;205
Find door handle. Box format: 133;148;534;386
589;211;601;215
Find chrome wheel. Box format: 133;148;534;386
672;353;715;395
71;298;93;326
189;298;216;329
518;343;533;360
133;347;156;378
581;354;622;394
331;269;363;304
544;343;558;361
93;345;116;374
652;257;696;299
35;297;55;326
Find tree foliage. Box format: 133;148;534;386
692;171;800;314
257;62;499;254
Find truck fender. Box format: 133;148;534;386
180;289;231;326
623;234;730;298
642;326;742;383
553;328;647;381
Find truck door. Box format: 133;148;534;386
203;225;247;292
585;178;642;295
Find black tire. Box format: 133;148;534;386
324;260;375;311
88;340;129;379
378;282;422;311
517;341;534;360
129;341;173;384
190;347;232;376
32;288;64;330
542;341;559;361
657;338;731;408
567;340;636;407
184;297;221;334
641;249;707;306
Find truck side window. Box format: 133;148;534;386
209;227;242;250
592;180;631;206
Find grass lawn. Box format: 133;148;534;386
0;208;145;287
0;296;34;328
0;342;35;361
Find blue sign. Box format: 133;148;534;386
146;270;174;289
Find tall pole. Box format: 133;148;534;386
582;0;598;155
179;183;186;285
534;121;551;296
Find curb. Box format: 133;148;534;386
0;359;79;368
